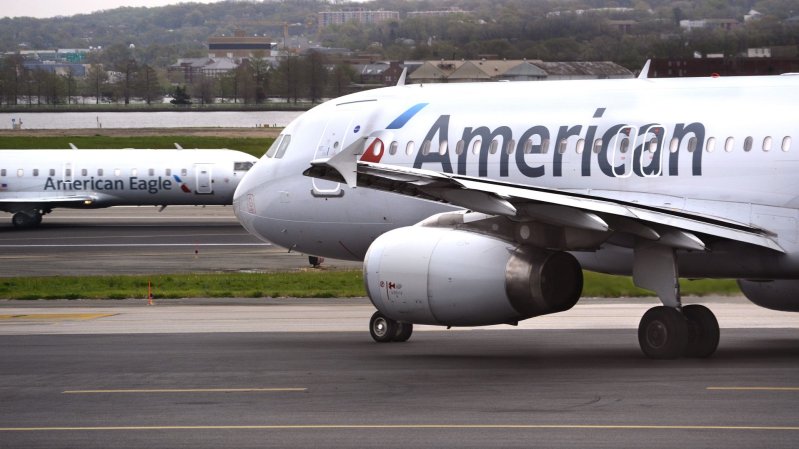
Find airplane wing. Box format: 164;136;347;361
304;140;783;254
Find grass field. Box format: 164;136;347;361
0;271;740;300
0;135;274;158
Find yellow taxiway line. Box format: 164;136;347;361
62;388;307;394
1;424;799;432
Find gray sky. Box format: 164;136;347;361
3;0;224;19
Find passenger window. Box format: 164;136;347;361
389;141;398;155
371;140;384;157
234;162;253;171
649;138;659;153
115;169;122;176
1;169;6;176
489;139;498;155
575;138;585;154
724;137;734;153
149;168;155;176
131;169;138;176
33;169;39;176
439;140;448;155
405;141;415;156
687;137;697;153
557;139;568;154
17;169;23;177
523;139;533;154
181;168;188;177
274;135;291;158
593;139;602;154
705;137;715;153
620;137;630;153
782;136;792;152
471;139;482;155
455;140;465;155
421;141;431;155
744;136;753;152
541;138;550;154
65;168;71;176
165;168;171;176
81;168;88;176
669;137;679;153
762;136;773;152
265;135;284;158
49;169;55;176
505;139;515;155
98;169;104;176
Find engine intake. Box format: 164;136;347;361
364;227;582;326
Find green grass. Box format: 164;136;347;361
0;271;740;300
0;136;274;158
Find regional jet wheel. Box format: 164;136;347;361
393;322;413;342
682;304;720;358
11;212;35;228
369;311;398;343
638;306;689;359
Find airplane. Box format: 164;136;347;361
1;147;257;227
233;69;799;359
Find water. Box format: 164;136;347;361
0;111;304;130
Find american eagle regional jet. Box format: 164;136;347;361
234;69;799;359
1;148;257;227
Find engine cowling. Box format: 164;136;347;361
363;226;583;327
737;279;799;312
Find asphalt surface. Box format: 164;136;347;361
1;299;798;448
0;206;362;276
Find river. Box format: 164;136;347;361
0;111;303;130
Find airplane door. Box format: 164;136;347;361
195;164;213;194
311;106;357;196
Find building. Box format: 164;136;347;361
168;57;242;83
208;31;277;59
648;58;799;77
352;61;404;86
318;10;399;28
679;19;739;32
407;8;470;18
408;60;631;83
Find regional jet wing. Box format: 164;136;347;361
305;156;783;254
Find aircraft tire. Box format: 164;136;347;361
11;212;37;229
682;304;720;358
393;322;413;342
638;306;689;359
369;311;398;343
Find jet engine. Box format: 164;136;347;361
737;279;799;312
363;226;583;327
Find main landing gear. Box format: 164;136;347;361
638;304;719;359
11;211;43;229
369;311;413;343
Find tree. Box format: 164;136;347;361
170;85;191;105
138;64;162;104
82;64;109;104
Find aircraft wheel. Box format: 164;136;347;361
683;304;720;358
11;212;36;228
393;322;413;342
369;311;397;343
638;306;688;359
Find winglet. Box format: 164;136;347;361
174;143;183;150
396;67;407;86
69;143;78;150
638;59;651;79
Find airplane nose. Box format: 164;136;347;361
233;159;270;238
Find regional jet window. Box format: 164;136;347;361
149;168;155;176
265;135;283;158
98;169;103;176
705;137;716;153
49;169;55;176
744;136;753;152
33;169;39;176
575;139;585;154
405;141;415;156
389;141;398;155
81;168;88;176
181;168;188;177
782;136;792;152
114;169;121;177
274;135;291;159
724;137;734;153
165;168;172;176
593;139;602;154
763;136;773;152
471;139;482;155
131;169;138;176
455;140;465;155
233;162;253;171
17;169;23;177
0;169;5;176
65;168;72;176
489;139;499;155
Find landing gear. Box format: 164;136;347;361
11;211;42;229
683;304;720;358
638;306;689;359
369;311;413;343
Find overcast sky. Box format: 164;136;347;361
3;0;225;19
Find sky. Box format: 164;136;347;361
2;0;225;19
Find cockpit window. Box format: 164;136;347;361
265;135;284;158
274;135;291;159
234;161;253;171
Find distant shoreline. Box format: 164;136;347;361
0;127;282;138
0;104;313;113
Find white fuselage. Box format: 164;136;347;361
234;75;799;278
1;149;258;213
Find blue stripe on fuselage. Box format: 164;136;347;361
386;103;429;129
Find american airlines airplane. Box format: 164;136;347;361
1;147;257;227
233;69;799;359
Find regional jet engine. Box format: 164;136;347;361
363;226;583;327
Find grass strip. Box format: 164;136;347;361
0;136;274;158
0;271;739;300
